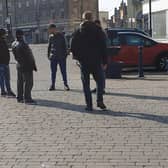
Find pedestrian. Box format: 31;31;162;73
0;28;16;97
48;24;70;91
91;20;107;94
12;29;37;104
71;11;107;111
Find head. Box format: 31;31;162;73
95;20;101;27
16;29;24;40
82;11;93;21
48;24;57;34
0;28;7;39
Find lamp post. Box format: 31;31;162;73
149;0;152;36
5;0;13;44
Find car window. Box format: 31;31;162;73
143;38;156;47
107;36;120;46
125;35;142;46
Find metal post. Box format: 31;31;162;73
138;45;144;78
80;0;83;21
149;0;152;36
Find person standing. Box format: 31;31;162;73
48;24;70;91
0;28;16;97
12;29;37;104
92;20;107;94
71;11;107;111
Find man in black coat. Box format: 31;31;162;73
0;28;16;97
12;29;37;104
48;24;70;91
71;11;107;111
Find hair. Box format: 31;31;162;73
82;11;93;21
48;24;57;29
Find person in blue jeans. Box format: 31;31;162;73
0;28;15;97
48;24;70;91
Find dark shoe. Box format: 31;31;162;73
103;90;106;94
17;99;24;103
64;85;70;91
1;91;7;97
97;102;107;110
91;88;97;93
7;91;16;97
85;106;93;111
49;85;55;91
25;99;37;104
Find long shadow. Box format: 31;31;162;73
105;92;168;101
69;89;168;101
36;99;168;125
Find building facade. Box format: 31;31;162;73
0;0;98;43
110;0;127;28
143;0;168;39
127;0;143;29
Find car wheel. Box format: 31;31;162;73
156;55;168;71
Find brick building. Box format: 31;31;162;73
0;0;98;43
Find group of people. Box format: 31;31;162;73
0;11;108;111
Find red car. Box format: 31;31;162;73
107;32;168;71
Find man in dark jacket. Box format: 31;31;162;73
12;29;37;104
71;11;107;111
0;28;16;97
48;24;70;91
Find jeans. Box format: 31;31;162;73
0;64;11;93
17;69;33;101
80;63;104;107
50;57;68;86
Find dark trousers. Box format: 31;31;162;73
0;64;11;93
50;57;68;86
80;63;104;107
17;69;33;101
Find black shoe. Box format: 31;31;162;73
7;91;16;97
64;85;70;91
97;102;107;110
91;88;97;93
103;90;106;94
17;99;24;103
49;85;55;91
25;99;37;104
1;91;7;97
85;106;93;111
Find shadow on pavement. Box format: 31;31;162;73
36;99;168;125
69;89;168;101
105;92;168;101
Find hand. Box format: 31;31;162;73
102;64;107;70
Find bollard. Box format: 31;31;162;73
138;45;144;78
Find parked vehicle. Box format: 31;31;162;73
107;31;168;71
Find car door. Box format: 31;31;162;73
116;34;142;66
141;37;158;66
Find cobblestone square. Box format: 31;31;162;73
0;45;168;168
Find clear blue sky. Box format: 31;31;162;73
99;0;127;17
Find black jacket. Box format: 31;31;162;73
12;39;37;72
48;32;67;60
0;38;10;65
71;21;107;66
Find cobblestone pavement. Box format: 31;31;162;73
0;44;168;168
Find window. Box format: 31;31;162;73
18;2;22;8
125;35;142;46
26;1;30;7
0;2;2;11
